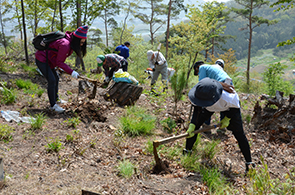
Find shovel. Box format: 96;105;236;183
78;75;102;99
152;116;231;174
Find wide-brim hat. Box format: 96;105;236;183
188;77;223;107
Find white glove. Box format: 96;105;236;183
71;71;79;79
104;76;110;83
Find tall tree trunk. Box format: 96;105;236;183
59;0;63;31
150;0;154;45
15;0;23;40
83;0;88;24
211;36;214;55
75;1;85;71
21;0;29;65
0;0;7;55
246;0;253;92
51;0;57;31
104;9;108;47
186;52;198;82
165;0;172;59
34;0;37;36
120;2;131;45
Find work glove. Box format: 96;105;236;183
152;68;155;71
186;123;196;138
71;71;79;79
220;116;231;129
155;61;159;65
104;76;110;83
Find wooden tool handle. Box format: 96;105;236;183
153;124;221;148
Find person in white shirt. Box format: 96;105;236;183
147;50;168;93
184;77;255;173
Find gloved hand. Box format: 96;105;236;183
71;71;79;79
155;61;159;65
220;116;231;129
152;68;155;71
186;123;196;138
104;76;110;83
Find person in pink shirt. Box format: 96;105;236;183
35;25;88;113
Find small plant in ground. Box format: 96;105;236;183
0;84;17;104
65;134;74;142
117;159;136;178
30;113;47;130
0;124;14;142
246;156;295;194
45;137;63;153
200;166;231;194
160;117;176;133
201;139;220;160
119;106;156;137
64;116;81;128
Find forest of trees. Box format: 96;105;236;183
0;0;294;92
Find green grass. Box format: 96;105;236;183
0;86;17;104
117;159;135;178
0;123;14;143
119;106;156;137
30;113;47;131
64;116;81;128
15;79;44;96
45;137;63;153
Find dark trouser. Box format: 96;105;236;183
204;112;225;125
121;60;128;72
185;106;252;163
35;59;59;107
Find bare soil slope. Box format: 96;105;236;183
0;69;295;195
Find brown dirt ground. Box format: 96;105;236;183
0;69;295;195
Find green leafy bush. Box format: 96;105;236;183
263;62;294;96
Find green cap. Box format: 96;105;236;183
96;55;105;67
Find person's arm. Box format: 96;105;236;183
219;82;234;93
155;52;166;65
53;40;74;74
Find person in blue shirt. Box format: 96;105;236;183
184;77;255;173
193;59;234;127
115;41;130;71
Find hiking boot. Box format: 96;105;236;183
57;99;67;104
245;162;256;173
50;104;65;113
182;149;192;156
